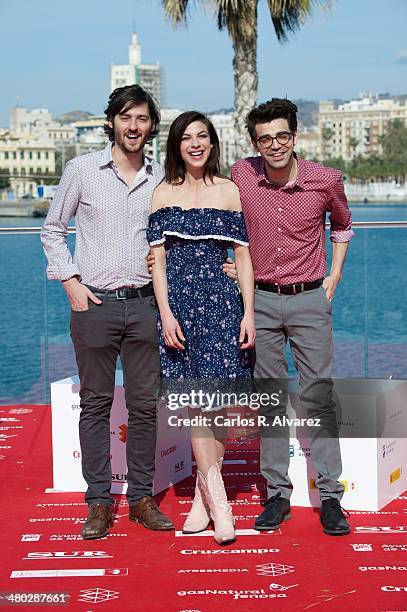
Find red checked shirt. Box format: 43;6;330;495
231;155;354;285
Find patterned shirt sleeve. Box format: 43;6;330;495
40;160;82;280
327;173;355;243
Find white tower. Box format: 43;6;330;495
128;32;141;66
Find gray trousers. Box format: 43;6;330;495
70;294;161;506
253;285;344;501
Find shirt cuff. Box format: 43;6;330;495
46;264;82;281
330;229;355;243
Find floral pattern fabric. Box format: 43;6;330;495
147;207;251;386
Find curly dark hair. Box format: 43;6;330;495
246;98;298;140
165;111;220;185
103;84;160;143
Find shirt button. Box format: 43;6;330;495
278;207;282;212
278;247;281;252
276;266;280;270
278;227;281;232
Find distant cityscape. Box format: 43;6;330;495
1;32;406;200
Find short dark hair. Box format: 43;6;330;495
165;111;220;185
104;84;160;143
246;98;298;140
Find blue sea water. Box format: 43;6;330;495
0;204;406;404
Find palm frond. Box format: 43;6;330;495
161;0;191;25
268;0;332;42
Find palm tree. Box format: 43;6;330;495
161;0;330;157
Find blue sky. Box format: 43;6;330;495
0;0;406;126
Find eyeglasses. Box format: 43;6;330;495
255;131;293;148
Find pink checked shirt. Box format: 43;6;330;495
231;156;354;285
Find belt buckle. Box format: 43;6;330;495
277;284;281;295
116;288;127;300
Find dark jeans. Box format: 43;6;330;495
70;293;161;506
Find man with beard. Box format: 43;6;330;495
231;98;353;535
41;85;174;539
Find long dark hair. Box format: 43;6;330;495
104;84;160;143
165;111;220;184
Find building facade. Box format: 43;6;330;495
319;95;407;161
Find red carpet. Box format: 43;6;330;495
1;405;406;611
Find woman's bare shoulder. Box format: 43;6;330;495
213;176;241;210
151;182;173;211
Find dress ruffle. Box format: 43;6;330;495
147;206;249;247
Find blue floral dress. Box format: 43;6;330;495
147;206;251;388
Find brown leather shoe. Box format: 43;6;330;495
81;504;113;540
129;496;174;531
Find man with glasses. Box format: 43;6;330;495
231;98;354;535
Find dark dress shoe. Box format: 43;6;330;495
253;493;291;531
81;504;113;540
129;496;174;531
320;498;351;535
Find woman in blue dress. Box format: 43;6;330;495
147;111;255;544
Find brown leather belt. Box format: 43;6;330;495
255;279;323;296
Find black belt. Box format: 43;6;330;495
87;283;154;300
255;279;323;295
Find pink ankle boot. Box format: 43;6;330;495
198;462;235;545
182;459;223;534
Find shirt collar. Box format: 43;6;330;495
98;141;154;175
257;153;306;190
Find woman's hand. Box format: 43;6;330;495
239;312;256;349
161;312;186;350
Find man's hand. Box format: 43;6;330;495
322;275;340;301
222;257;238;281
62;277;102;311
146;250;155;274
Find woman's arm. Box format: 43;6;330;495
149;188;185;350
234;244;255;350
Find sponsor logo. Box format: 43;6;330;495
178;568;249;573
8;408;33;414
0;426;23;430
0;446;11;449
180;548;279;555
11;568;128;578
28;517;85;525
360;566;407;572
355;527;407;534
21;534;41;542
23;551;113;560
0;434;17;439
161;445;176;458
382;544;407;552
0;417;20;422
112;473;127;482
177;588;287;601
71;404;80;411
390;468;402;484
381;585;407;592
175;460;185;473
269;583;298;591
49;533;128;541
118;424;127;443
310;479;355;492
351;544;373;552
256;563;295;576
36;502;86;508
78;588;119;603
